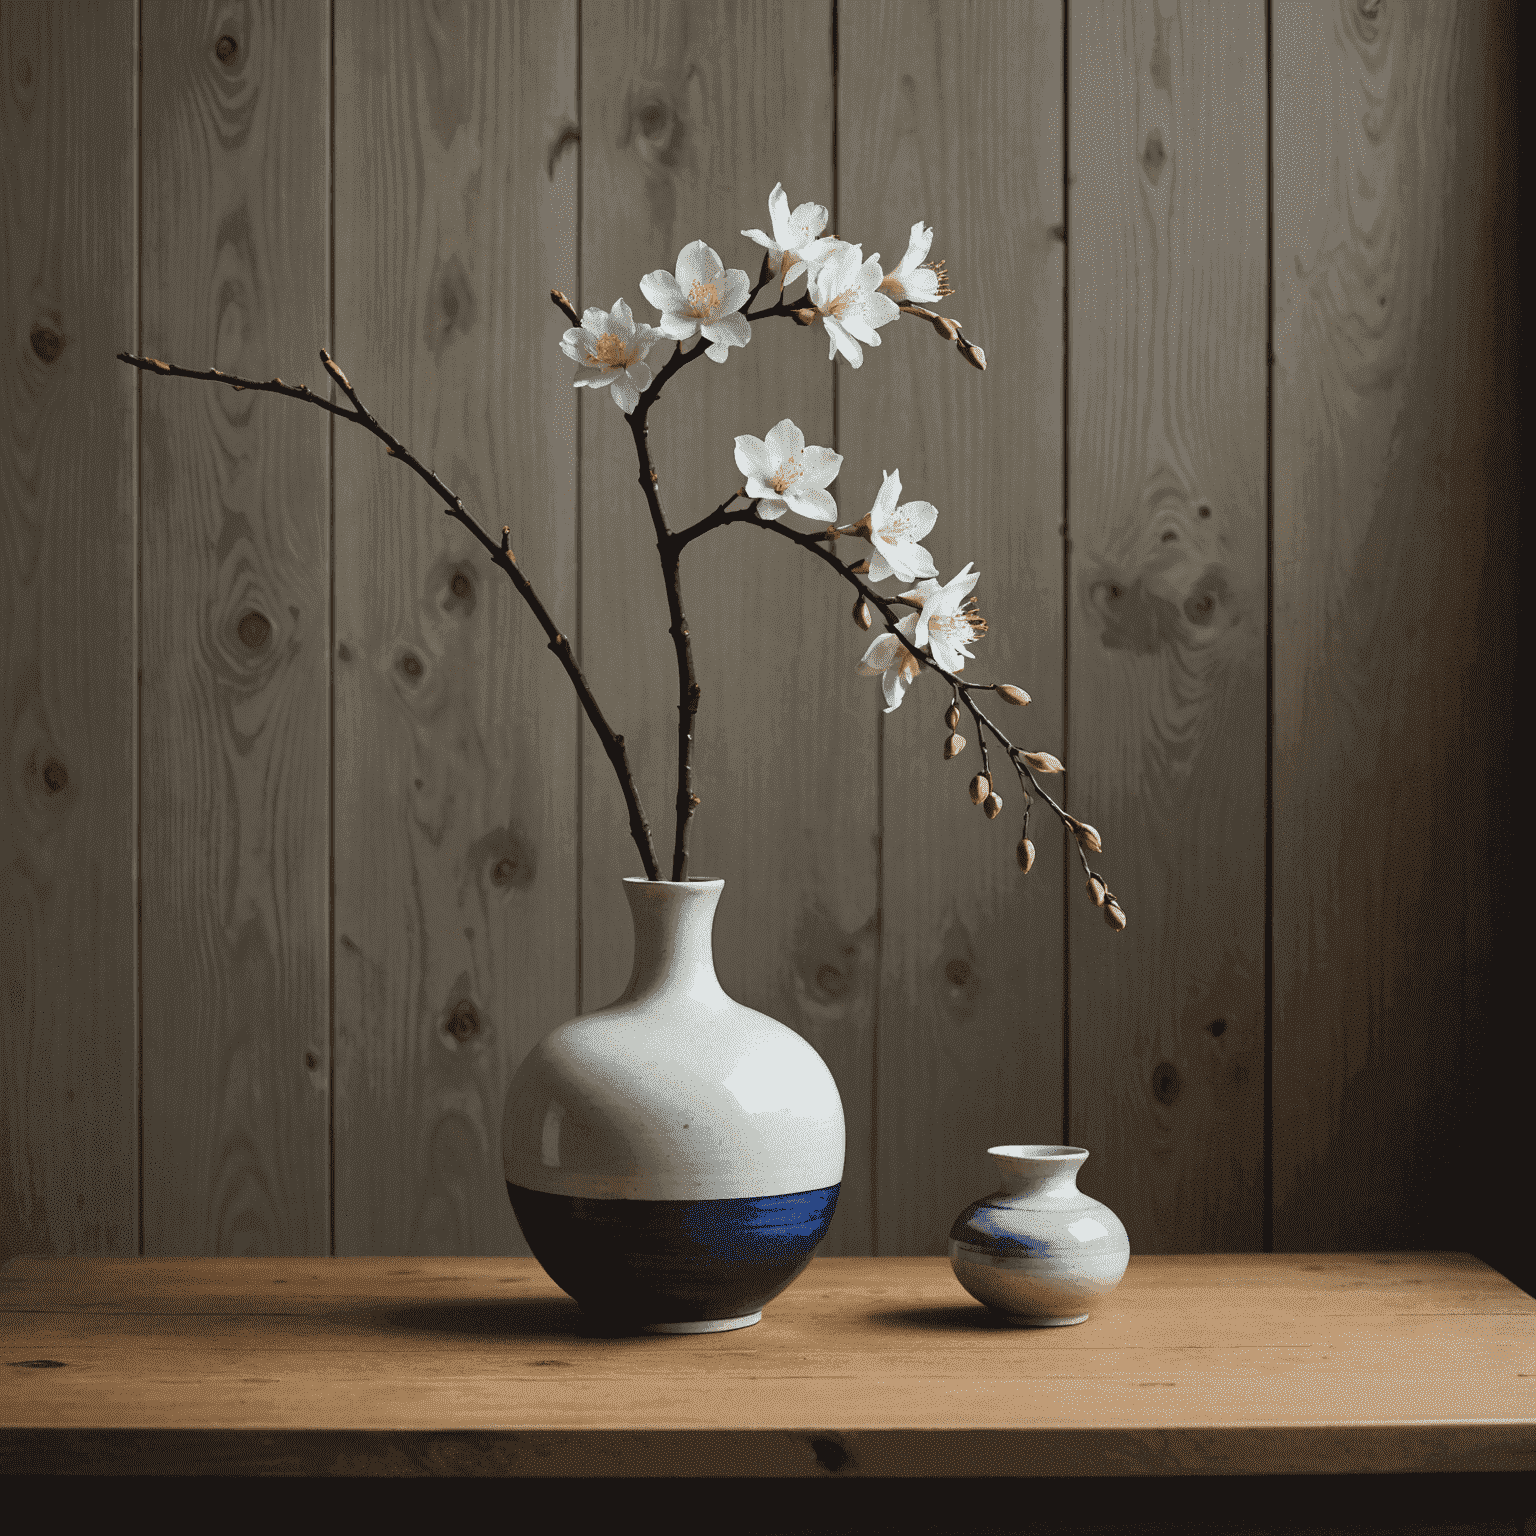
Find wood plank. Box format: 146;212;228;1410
1271;3;1520;1258
0;0;138;1259
332;0;579;1254
2;1254;1531;1478
1066;0;1267;1252
139;1;330;1254
836;0;1065;1255
575;3;873;1251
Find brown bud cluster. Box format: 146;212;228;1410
1072;820;1103;854
1021;750;1064;775
943;732;966;760
960;340;987;371
793;308;817;326
996;684;1030;707
1086;876;1107;906
1016;837;1036;873
852;597;872;630
983;792;1003;819
1104;898;1127;931
945;703;961;730
969;774;990;805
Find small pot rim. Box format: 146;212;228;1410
988;1144;1088;1161
622;876;725;889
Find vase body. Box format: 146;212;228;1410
502;877;844;1332
948;1145;1129;1326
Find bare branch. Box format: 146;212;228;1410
119;347;661;881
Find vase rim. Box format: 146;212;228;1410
622;876;724;890
988;1144;1088;1162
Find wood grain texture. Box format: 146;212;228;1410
0;0;138;1260
332;0;579;1255
576;2;876;1252
139;1;330;1254
836;0;1065;1255
2;1253;1531;1478
1066;0;1267;1252
1271;1;1519;1253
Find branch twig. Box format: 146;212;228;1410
117;348;662;881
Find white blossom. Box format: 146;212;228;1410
878;221;949;304
856;614;922;713
861;469;939;584
904;562;988;673
741;183;841;285
733;419;842;523
806;244;901;368
639;241;752;363
559;298;660;414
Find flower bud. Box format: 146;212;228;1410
1104;898;1126;932
945;703;961;730
850;558;871;574
983;792;1003;819
969;774;990;805
852;597;872;630
1022;751;1064;774
1074;821;1103;854
961;341;986;371
793;308;817;326
1086;876;1107;907
943;732;966;760
1016;836;1035;873
996;684;1030;707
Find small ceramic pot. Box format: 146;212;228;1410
948;1145;1129;1326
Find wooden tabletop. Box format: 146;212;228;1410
2;1251;1531;1479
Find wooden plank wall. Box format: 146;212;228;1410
1;0;1522;1283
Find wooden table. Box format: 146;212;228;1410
3;1252;1533;1528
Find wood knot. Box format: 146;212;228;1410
945;958;972;988
444;999;481;1044
397;651;423;681
215;35;238;62
450;571;472;600
1152;1060;1183;1106
42;759;68;794
303;1050;320;1070
1207;1018;1228;1038
810;1435;849;1473
1142;130;1166;181
815;964;846;999
491;855;520;887
237;610;271;650
30;325;64;364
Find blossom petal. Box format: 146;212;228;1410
796;445;843;489
784;485;836;522
929;635;966;673
640;269;684;312
580;306;611;332
899;221;934;274
767;183;793;246
871;470;902;524
881;664;910;712
904;543;939;580
660;312;701;340
572;367;611;389
734;434;772;480
899;268;942;304
625;360;652;391
840;313;883;347
741;226;775;249
755;496;788;521
824;318;862;368
676;239;721;293
865;291;902;329
611;376;640;414
866;547;895;584
609;297;635;332
719;268;751;315
788;200;830;242
812;243;862;302
857;633;900;675
700;311;751;350
764;418;805;462
743;474;777;500
559;331;592;363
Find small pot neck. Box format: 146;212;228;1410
617;878;727;1007
989;1145;1088;1199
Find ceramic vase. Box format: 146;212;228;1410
948;1145;1129;1325
502;877;845;1333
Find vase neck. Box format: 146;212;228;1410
989;1145;1088;1199
617;878;727;1008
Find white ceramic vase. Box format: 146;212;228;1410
502;877;845;1333
948;1145;1130;1325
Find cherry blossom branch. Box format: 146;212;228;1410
899;303;987;371
116;347;662;882
725;511;1120;920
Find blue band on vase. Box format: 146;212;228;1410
508;1181;841;1324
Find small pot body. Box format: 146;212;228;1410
502;878;844;1332
948;1145;1129;1325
